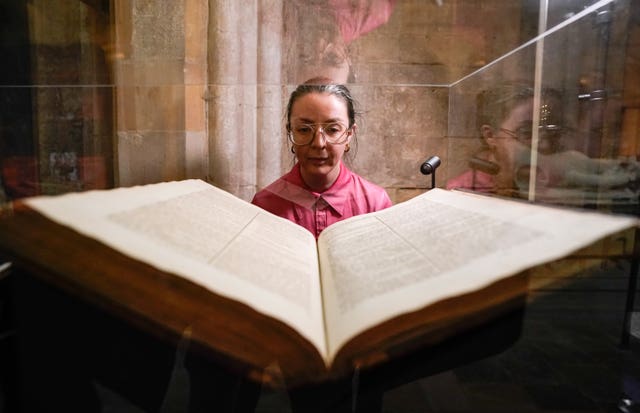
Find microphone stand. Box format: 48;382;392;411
420;156;441;189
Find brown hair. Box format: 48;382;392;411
285;77;359;131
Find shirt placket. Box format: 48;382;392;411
314;197;328;237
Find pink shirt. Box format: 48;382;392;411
328;0;398;44
446;169;495;193
252;163;392;238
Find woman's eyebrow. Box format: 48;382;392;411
292;117;343;124
516;120;534;128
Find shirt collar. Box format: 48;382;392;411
287;162;351;216
267;162;352;216
263;169;317;210
314;163;351;217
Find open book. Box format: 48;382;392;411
2;180;637;386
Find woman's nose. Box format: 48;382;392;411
310;128;326;147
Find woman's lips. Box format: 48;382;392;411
308;157;328;165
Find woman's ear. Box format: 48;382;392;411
481;124;495;145
347;123;357;143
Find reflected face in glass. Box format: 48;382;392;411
489;96;566;191
495;98;534;147
297;19;352;83
483;99;537;192
495;97;562;154
289;92;353;191
299;41;352;84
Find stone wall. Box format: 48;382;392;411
106;0;534;203
12;0;639;205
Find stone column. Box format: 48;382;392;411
257;0;284;189
113;0;187;186
184;0;209;180
207;0;258;201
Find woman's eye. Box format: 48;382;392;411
517;128;533;140
326;124;343;134
296;126;312;134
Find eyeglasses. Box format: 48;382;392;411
288;122;351;146
500;125;562;144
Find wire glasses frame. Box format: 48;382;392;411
288;122;352;146
499;124;563;144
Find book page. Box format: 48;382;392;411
25;180;327;357
318;188;638;361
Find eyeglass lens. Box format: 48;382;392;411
289;123;349;145
515;126;562;143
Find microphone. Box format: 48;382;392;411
468;156;499;175
420;156;441;175
420;156;441;189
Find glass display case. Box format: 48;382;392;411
446;0;639;217
1;0;639;412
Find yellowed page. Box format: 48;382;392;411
318;188;638;362
25;180;326;357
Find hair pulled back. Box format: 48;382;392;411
286;77;358;131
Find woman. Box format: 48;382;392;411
447;85;638;197
447;86;568;194
252;78;392;238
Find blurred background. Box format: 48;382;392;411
2;0;638;211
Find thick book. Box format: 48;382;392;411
0;180;636;386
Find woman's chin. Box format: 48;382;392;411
300;162;339;188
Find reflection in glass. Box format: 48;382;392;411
446;0;638;214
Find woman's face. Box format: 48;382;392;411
289;92;353;191
502;100;533;132
491;97;561;191
493;96;562;154
481;99;534;194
